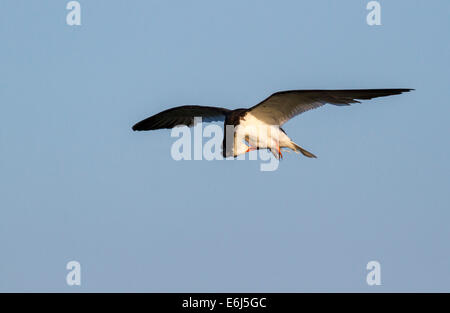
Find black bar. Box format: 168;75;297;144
0;293;447;312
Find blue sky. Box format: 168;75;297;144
0;0;449;292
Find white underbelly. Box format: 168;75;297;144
237;113;291;149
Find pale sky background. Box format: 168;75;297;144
0;0;449;292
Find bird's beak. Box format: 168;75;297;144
246;146;256;153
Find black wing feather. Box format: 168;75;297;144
132;105;230;131
248;89;413;125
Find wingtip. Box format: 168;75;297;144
132;122;145;131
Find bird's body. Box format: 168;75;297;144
132;89;413;159
231;111;306;159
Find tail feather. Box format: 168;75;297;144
291;142;317;158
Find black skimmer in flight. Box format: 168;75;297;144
132;89;413;159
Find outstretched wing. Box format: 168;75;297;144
132;105;231;131
248;89;413;126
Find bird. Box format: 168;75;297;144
132;89;413;159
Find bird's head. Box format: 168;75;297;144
235;143;251;157
222;141;250;158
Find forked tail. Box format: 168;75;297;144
290;142;317;158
